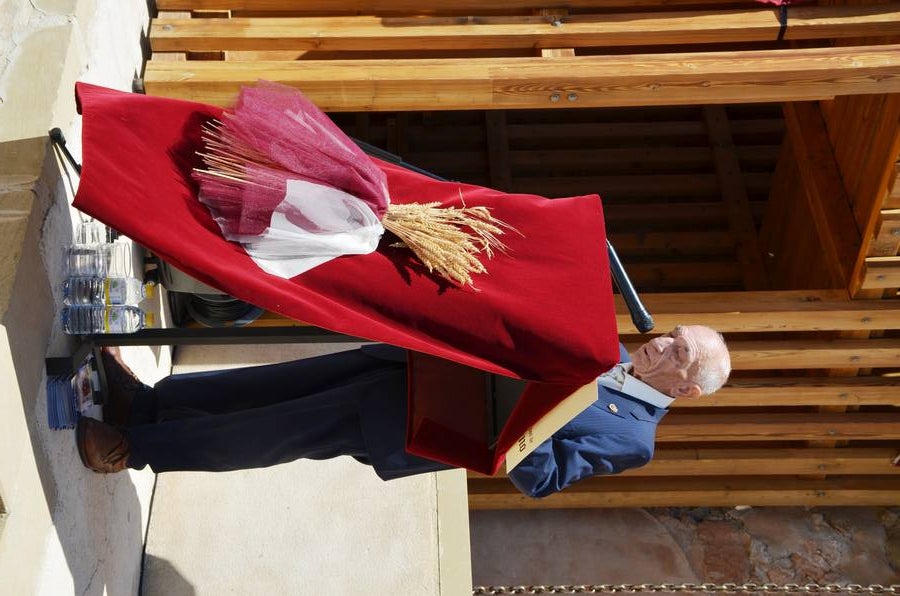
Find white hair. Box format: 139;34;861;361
694;331;731;395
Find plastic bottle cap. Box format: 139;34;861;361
145;312;155;328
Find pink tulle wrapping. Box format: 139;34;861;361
193;81;390;239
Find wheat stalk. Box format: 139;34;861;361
382;202;513;288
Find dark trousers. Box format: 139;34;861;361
124;348;415;474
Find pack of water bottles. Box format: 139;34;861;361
60;221;155;335
46;353;100;429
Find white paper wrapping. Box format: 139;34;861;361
235;178;384;278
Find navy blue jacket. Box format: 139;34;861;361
507;345;668;498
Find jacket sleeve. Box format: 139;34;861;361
507;430;652;498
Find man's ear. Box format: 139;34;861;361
672;383;702;400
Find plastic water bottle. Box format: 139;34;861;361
61;305;153;335
75;220;117;244
64;242;129;277
63;276;155;306
65;244;111;277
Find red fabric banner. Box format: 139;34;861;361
73;82;619;385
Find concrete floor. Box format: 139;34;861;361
140;342;466;596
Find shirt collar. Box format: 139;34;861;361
618;362;675;409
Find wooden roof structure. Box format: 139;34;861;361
144;0;900;508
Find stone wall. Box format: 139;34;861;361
470;507;900;587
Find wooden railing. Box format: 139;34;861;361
144;2;900;111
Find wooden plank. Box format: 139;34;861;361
510;173;721;198
868;209;900;257
467;477;900;509
603;201;765;229
153;10;191;61
758;138;837;288
143;44;900;111
887;163;900;209
154;0;789;13
849;97;899;224
507;172;770;198
507;146;779;171
847;95;900;295
678;376;900;407
149;6;900;53
609;262;744;290
470;447;900;478
613;289;900;333
828;95;883;202
782;101;861;289
607;230;736;256
536;8;575;59
655;412;900;442
484;111;511;191
860;256;900;289
623;337;900;369
506;119;784;143
703;105;768;290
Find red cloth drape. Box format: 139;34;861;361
74;82;620;384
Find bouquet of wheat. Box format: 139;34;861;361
192;81;510;287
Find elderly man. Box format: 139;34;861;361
76;325;729;498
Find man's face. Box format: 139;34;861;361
630;325;723;399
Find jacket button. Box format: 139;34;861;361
608;403;619;413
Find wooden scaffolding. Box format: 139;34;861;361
143;0;900;508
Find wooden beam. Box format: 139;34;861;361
470;447;900;478
153;0;791;13
678;376;900;408
887;163;900;209
507;146;778;171
847;95;900;295
614;289;900;333
536;8;575;59
860;256;900;289
607;231;736;257
655;412;900;442
484;111;512;191
625;447;900;476
610;262;743;290
623;337;900;370
758;138;831;288
602;202;749;229
510;172;729;198
507;118;784;142
513;172;770;199
467;476;900;509
782;101;861;288
703;105;769;290
153;10;191;62
143;45;900;111
150;6;900;53
869;209;900;257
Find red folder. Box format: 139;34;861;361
407;352;589;474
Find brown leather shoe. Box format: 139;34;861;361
76;417;130;473
99;346;146;426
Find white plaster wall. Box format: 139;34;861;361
0;4;473;594
0;0;148;143
0;1;156;594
